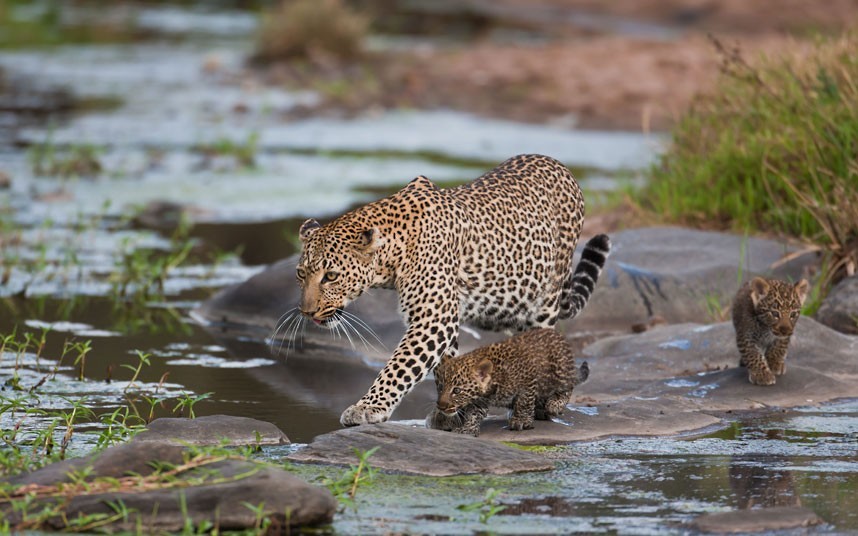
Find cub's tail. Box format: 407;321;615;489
576;361;590;386
559;234;611;320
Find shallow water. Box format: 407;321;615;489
0;6;856;534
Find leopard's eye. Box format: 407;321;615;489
771;310;780;319
296;267;306;280
790;310;799;319
322;271;339;283
452;387;461;395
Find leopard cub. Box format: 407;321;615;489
731;277;808;386
427;328;589;436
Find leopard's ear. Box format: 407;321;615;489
357;228;385;252
299;219;321;241
794;279;810;305
750;277;770;307
474;358;493;385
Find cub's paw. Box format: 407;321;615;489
340;403;390;427
455;425;480;437
508;418;534;431
425;409;457;431
771;362;787;376
748;370;776;386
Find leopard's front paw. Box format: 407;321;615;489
340;402;390;427
748;370;776;386
771;361;786;376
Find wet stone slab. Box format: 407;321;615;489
689;506;825;533
131;415;290;447
479;317;858;444
286;422;554;476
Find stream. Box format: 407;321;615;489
0;4;855;534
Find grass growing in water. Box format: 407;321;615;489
638;34;858;291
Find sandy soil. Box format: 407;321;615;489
260;0;858;131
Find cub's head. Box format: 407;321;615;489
749;277;809;337
434;354;493;416
295;218;384;328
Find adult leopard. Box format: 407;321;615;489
295;154;611;426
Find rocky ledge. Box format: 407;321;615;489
287;422;553;476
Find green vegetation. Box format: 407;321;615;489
192;133;259;170
638;34;858;291
0;1;145;48
253;0;368;63
320;446;378;510
456;487;506;523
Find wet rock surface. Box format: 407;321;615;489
479;317;857;444
3;440;335;531
131;414;290;447
689;506;824;533
287;422;554;476
816;275;858;335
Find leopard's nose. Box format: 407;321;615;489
300;308;317;317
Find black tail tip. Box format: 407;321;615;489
585;234;611;253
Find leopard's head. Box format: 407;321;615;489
750;277;809;337
295;217;384;328
434;354;493;416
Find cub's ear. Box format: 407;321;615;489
794;279;810;306
299;219;321;241
749;277;770;307
357;228;385;252
475;358;494;384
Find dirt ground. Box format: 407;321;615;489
261;0;858;131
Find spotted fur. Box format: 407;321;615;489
296;154;611;426
731;277;808;386
427;328;589;436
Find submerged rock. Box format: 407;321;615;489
816;275;858;335
287;422;554;476
131;415;290;447
689;506;824;533
2;440;334;532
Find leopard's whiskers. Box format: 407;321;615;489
336;310;381;354
268;308;297;352
339;309;386;350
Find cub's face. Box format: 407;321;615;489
296;218;380;328
434;354;493;416
751;278;809;337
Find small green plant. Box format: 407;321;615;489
30;140;103;178
456;487;507;523
122;350;151;393
172;392;213;419
192;133;259;169
322;446;379;510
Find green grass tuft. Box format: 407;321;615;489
638;34;858;288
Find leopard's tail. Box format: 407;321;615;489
576;361;590;386
558;234;611;320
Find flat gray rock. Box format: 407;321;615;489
689;506;824;533
287;422;554;476
131;415;289;447
816;275;858;335
479;317;858;444
3;441;335;532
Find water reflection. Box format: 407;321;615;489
729;456;801;510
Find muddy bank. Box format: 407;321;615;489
258;1;858;130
